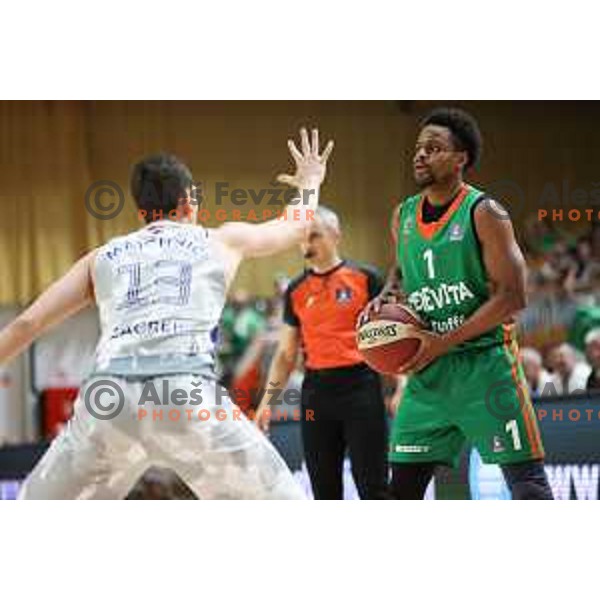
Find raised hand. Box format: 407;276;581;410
277;127;334;190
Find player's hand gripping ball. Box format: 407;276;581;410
356;303;426;375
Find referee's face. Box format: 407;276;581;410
301;217;339;266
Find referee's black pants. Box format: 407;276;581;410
300;363;387;500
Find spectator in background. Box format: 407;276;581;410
521;347;554;397
522;216;561;258
547;343;591;395
218;289;267;387
230;277;299;416
562;236;600;300
591;224;600;261
585;328;600;391
230;289;267;359
539;240;577;290
572;237;595;284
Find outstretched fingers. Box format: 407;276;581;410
288;139;303;163
320;139;334;163
300;127;311;156
289;127;334;162
311;128;319;156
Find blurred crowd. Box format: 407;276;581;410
216;275;291;392
522;218;600;303
519;219;600;397
521;336;600;397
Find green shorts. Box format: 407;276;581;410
389;340;545;467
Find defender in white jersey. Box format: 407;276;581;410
0;128;333;499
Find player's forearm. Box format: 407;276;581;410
258;351;295;413
0;316;37;364
219;178;321;258
276;176;320;240
442;289;526;350
0;254;95;365
0;288;93;366
248;177;320;253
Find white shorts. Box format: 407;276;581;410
19;374;305;500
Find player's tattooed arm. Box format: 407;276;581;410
0;251;97;365
255;324;300;433
446;200;527;344
401;202;526;373
213;128;333;261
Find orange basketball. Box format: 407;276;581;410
356;303;425;375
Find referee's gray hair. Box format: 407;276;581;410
315;205;341;233
585;328;600;346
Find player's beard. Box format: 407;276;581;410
414;171;435;191
304;249;316;260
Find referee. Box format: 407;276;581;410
257;206;388;499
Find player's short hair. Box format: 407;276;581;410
585;328;600;346
131;153;194;222
421;107;482;170
316;205;341;233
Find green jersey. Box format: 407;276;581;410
395;183;508;353
389;184;545;469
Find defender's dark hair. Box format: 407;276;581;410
130;153;193;222
421;107;482;170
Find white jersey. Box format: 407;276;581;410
18;220;306;500
93;220;227;375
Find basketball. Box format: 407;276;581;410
356;303;426;375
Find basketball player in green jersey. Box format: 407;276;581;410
363;107;553;499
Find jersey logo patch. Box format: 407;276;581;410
448;223;465;241
492;436;505;453
336;287;353;303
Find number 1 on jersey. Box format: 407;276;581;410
505;419;522;451
423;248;435;279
